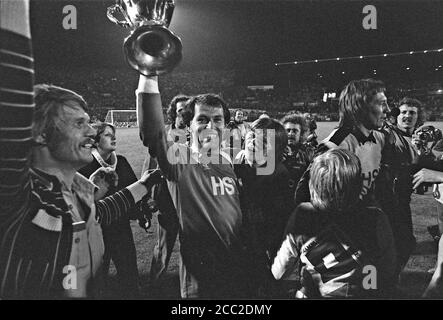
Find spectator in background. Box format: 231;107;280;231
226;109;250;157
281;113;315;197
272;149;396;298
234;117;294;297
377;97;426;274
165;94;192;143
303;113;318;147
79;122;149;298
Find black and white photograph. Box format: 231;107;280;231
1;0;443;306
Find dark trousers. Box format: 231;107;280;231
179;243;251;299
102;219;139;298
150;207;179;281
389;202;416;273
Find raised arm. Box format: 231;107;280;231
136;75;171;175
0;0;34;216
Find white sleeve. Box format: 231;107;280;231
271;233;299;280
0;0;31;38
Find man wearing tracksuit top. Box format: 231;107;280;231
136;75;250;298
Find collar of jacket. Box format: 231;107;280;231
30;168;96;223
352;126;377;144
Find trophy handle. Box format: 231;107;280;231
154;0;175;27
107;4;132;28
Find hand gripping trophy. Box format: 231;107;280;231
107;0;183;152
107;0;182;76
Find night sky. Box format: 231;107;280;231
30;0;443;79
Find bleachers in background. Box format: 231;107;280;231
34;65;443;122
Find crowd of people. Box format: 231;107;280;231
34;65;443;124
2;0;443;300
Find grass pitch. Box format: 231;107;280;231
104;122;443;299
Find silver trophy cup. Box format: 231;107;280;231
107;0;182;76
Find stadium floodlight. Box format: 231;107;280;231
104;109;138;128
275;48;443;66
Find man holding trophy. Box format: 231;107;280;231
108;0;250;298
135;80;250;298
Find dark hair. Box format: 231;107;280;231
92;122;116;144
166;94;190;124
398;97;426;129
250;117;288;162
338;78;385;128
33;84;88;143
280;113;309;140
186;93;231;125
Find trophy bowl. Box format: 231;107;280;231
107;0;182;76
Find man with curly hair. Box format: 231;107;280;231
281;113;314;196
